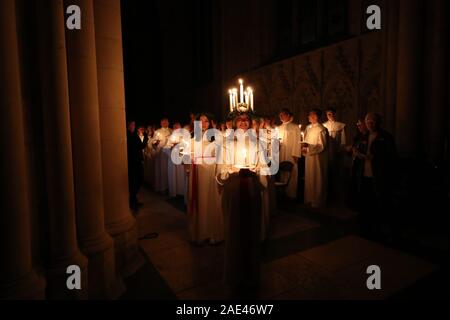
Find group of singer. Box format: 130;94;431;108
126;107;397;290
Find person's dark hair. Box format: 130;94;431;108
195;112;215;121
232;112;253;128
309;108;322;118
325;107;337;114
280;108;293;117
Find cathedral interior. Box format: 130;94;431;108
1;0;449;301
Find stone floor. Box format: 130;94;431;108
122;188;444;300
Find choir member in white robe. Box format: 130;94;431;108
303;109;329;208
323;108;347;206
186;115;224;245
151;118;172;192
216;113;273;291
277;109;302;199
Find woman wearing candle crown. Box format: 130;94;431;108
216;110;273;293
186;113;224;245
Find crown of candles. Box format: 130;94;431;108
228;79;254;113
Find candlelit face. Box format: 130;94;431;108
279;112;291;123
127;121;136;133
226;120;233;130
173;122;181;130
161;118;169;128
236;114;250;131
326;111;336;122
365;113;380;132
199;115;210;131
308;112;319;124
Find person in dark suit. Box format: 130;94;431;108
347;117;369;210
353;113;397;240
127;120;149;211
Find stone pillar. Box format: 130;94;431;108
36;0;88;299
64;0;123;299
93;0;142;277
395;0;423;157
424;0;447;163
0;0;46;299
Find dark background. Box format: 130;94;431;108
120;0;353;126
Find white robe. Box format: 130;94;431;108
323;121;346;206
151;127;172;192
187;139;224;244
304;123;329;208
277;121;302;199
217;137;272;241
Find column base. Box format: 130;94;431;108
80;234;125;299
107;215;144;278
0;271;46;300
46;250;89;299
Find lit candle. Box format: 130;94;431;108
242;148;247;166
249;88;254;111
244;91;249;106
239;79;244;103
233;88;238;108
229;90;233;112
275;127;281;142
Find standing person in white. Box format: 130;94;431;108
187;114;223;245
151;118;172;192
277;109;302;199
323;108;347;207
302;109;329;208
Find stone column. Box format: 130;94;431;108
395;0;423;157
0;0;46;300
64;0;123;299
93;0;142;277
424;0;447;163
36;0;88;299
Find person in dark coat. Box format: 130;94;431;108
353;113;397;240
347;117;369;210
127;120;148;211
